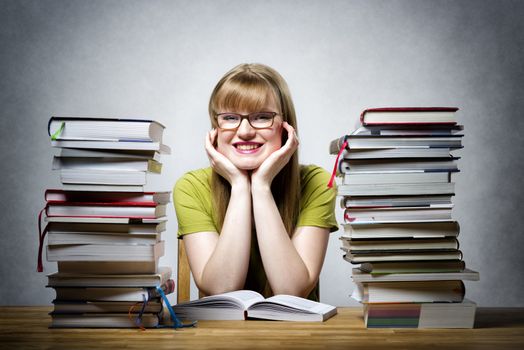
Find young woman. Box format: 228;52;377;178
174;63;337;301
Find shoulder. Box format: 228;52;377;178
175;167;212;191
174;167;213;201
173;168;217;236
296;164;338;232
299;164;336;203
300;164;332;189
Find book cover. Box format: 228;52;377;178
48;117;165;142
45;189;170;205
360;107;459;125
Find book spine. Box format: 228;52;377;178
360;109;366;125
46;202;158;207
360;107;459;126
363;107;459;113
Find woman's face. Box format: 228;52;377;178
216;94;283;170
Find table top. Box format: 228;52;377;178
1;307;523;349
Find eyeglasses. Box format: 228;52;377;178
215;112;278;130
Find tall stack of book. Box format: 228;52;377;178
329;107;479;328
40;117;174;328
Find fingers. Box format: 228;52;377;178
204;129;222;167
281;121;299;153
205;129;218;156
205;129;217;148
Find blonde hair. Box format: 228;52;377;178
209;63;301;237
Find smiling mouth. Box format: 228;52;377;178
236;144;261;150
233;143;263;152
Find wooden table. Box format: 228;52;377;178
1;307;523;349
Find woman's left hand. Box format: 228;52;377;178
251;121;299;190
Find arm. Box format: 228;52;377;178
252;185;330;297
179;130;252;296
183;180;252;296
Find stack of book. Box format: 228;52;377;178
329;107;479;328
40;117;174;328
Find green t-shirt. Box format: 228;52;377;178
173;164;338;301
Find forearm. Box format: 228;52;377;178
252;185;314;297
199;182;252;295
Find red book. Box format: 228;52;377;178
360;107;459;125
44;189;170;206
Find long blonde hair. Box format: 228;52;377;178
208;63;300;236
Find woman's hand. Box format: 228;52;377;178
205;129;250;186
251;121;299;190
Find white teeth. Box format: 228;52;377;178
237;144;260;150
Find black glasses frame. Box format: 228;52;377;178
215;112;278;130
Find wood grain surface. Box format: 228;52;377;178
0;307;523;349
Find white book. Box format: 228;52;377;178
52;279;173;302
52;300;163;314
47;266;172;287
59;169;148;185
337;182;455;196
358;260;466;274
52;157;162;173
352;124;464;136
48;117;165;142
46;241;165;262
46;221;166;235
339;237;459;252
51;140;171;154
342;250;463;263
59;148;162;161
60;184;148;192
57;260;159;275
342;172;450;185
345;136;462;149
341;221;459;239
339;158;459;173
416;300;476;328
47;232;161;245
341;195;453;208
351;268;480;283
351;280;465;303
173;290;337;322
339;148;453;159
46;204;166;218
344;206;453;223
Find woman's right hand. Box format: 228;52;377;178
205;129;250;186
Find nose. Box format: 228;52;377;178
236;118;256;139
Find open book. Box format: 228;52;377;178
173;290;337;322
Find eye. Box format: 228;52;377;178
252;113;274;121
220;114;240;121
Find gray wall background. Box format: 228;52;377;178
1;0;523;306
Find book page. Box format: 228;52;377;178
176;290;264;309
255;295;335;314
221;290;265;308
